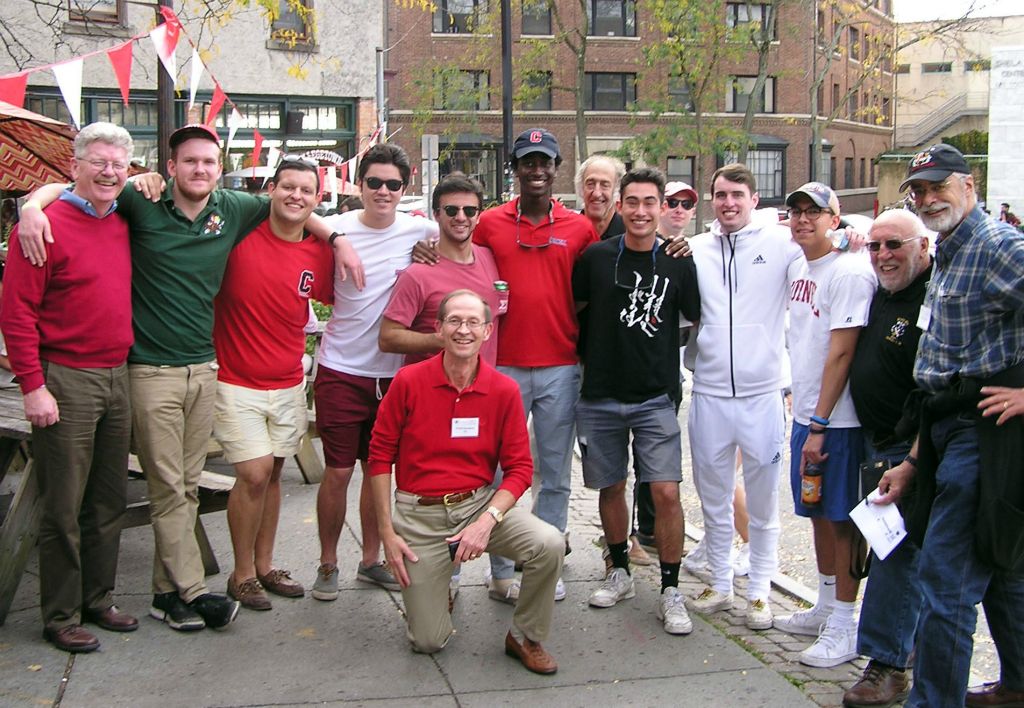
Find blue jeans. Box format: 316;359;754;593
498;365;580;533
908;414;1024;707
856;439;921;668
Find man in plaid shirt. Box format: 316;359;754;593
875;143;1024;708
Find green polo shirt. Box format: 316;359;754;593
117;182;270;366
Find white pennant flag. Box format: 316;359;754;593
188;48;203;109
227;107;245;151
149;24;177;83
52;59;84;129
267;146;281;169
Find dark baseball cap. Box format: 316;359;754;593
899;144;971;192
786;182;840;213
512;128;560;160
169;123;221;150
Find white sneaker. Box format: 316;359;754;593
732;543;750;577
682;537;708;573
657;587;693;635
449;571;460;601
488;577;519;605
588;567;635;608
554;577;567;602
773;605;831;636
686;587;734;614
799;615;859;667
746;598;773;630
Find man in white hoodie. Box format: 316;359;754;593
684;164;804;630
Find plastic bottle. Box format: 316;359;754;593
801;462;823;507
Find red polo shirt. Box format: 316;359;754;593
367;353;533;499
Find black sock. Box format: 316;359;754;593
660;561;680;592
608;541;630;574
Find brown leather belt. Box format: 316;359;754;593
395;489;479;506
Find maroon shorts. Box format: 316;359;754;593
313;365;393;469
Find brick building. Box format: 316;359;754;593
384;0;895;216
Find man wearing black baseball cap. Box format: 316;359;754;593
876;143;1024;706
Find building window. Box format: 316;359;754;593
844;157;854;189
965;59;991;71
849;90;859;120
433;70;490;110
519;72;552;110
849;26;860;61
896;63;910;74
587;0;636;37
881;96;891;126
726;76;775;113
870;159;876;186
668;77;693;111
722;147;784;200
584;72;636;110
433;0;488;34
922;62;952;73
68;0;125;24
270;0;315;48
666;157;694;186
859;157;866;188
830;156;837;188
832;82;840;113
522;2;551;34
725;2;775;40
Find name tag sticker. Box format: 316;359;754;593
916;305;931;331
451;417;480;438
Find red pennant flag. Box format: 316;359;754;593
340;162;348;187
106;42;134;106
317;166;327;199
250;129;264;178
0;73;28;108
157;6;182;57
205;84;225;126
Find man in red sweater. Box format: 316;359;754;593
368;290;564;674
0;122;137;652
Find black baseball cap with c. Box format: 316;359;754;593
169;123;221;150
512;128;560;162
899;143;971;192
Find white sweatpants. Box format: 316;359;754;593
688;390;786;600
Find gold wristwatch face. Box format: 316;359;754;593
488;506;504;523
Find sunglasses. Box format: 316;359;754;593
666;198;694;210
364;176;405;192
441;205;480;218
865;236;921;253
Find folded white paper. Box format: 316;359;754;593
849;489;907;561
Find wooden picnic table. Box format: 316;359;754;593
0;385;37;625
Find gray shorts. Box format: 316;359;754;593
576;394;682;490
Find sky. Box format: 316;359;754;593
896;0;1024;22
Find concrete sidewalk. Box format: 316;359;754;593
1;450;859;708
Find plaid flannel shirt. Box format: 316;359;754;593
914;206;1024;392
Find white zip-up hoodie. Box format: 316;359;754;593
690;207;805;397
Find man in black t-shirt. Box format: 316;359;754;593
572;168;701;636
843;208;931;707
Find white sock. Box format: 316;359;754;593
830;600;857;628
815;573;837;613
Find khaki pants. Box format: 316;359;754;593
393;487;564;653
34;362;130;629
129;362;217;601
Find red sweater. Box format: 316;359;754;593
0;199;132;393
367;353;533;499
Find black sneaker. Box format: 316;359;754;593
150;592;205;631
188;593;240;629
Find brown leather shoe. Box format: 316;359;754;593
504;631;557;675
258;568;305;598
43;624;100;653
842;660;909;707
83;605;139;632
227;574;272;611
966;681;1024;707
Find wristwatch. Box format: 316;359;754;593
328;231;345;246
485;506;505;524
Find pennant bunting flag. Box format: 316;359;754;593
340;161;348;188
0;73;28;107
250;129;264;178
52;58;84;128
267;146;281;171
157;6;183;57
106;41;133;106
205;83;226;126
317;166;328;199
149;24;177;83
188;48;203;109
226;107;244;149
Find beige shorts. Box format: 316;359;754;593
213;380;308;464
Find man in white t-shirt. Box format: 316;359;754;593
685;164;804;632
774;182;876;669
311;144;439;601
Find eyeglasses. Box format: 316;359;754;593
441;316;489;331
441;205;480;218
515;201;555;248
865;236;921;253
280;154;318;168
908;177;953;201
614;237;658;292
81;158;128;172
365;176;405;192
665;198;694;210
787;206;832;220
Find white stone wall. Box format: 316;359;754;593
988;46;1024;212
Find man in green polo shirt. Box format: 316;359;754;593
18;124;363;633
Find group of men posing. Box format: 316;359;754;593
4;120;1023;708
